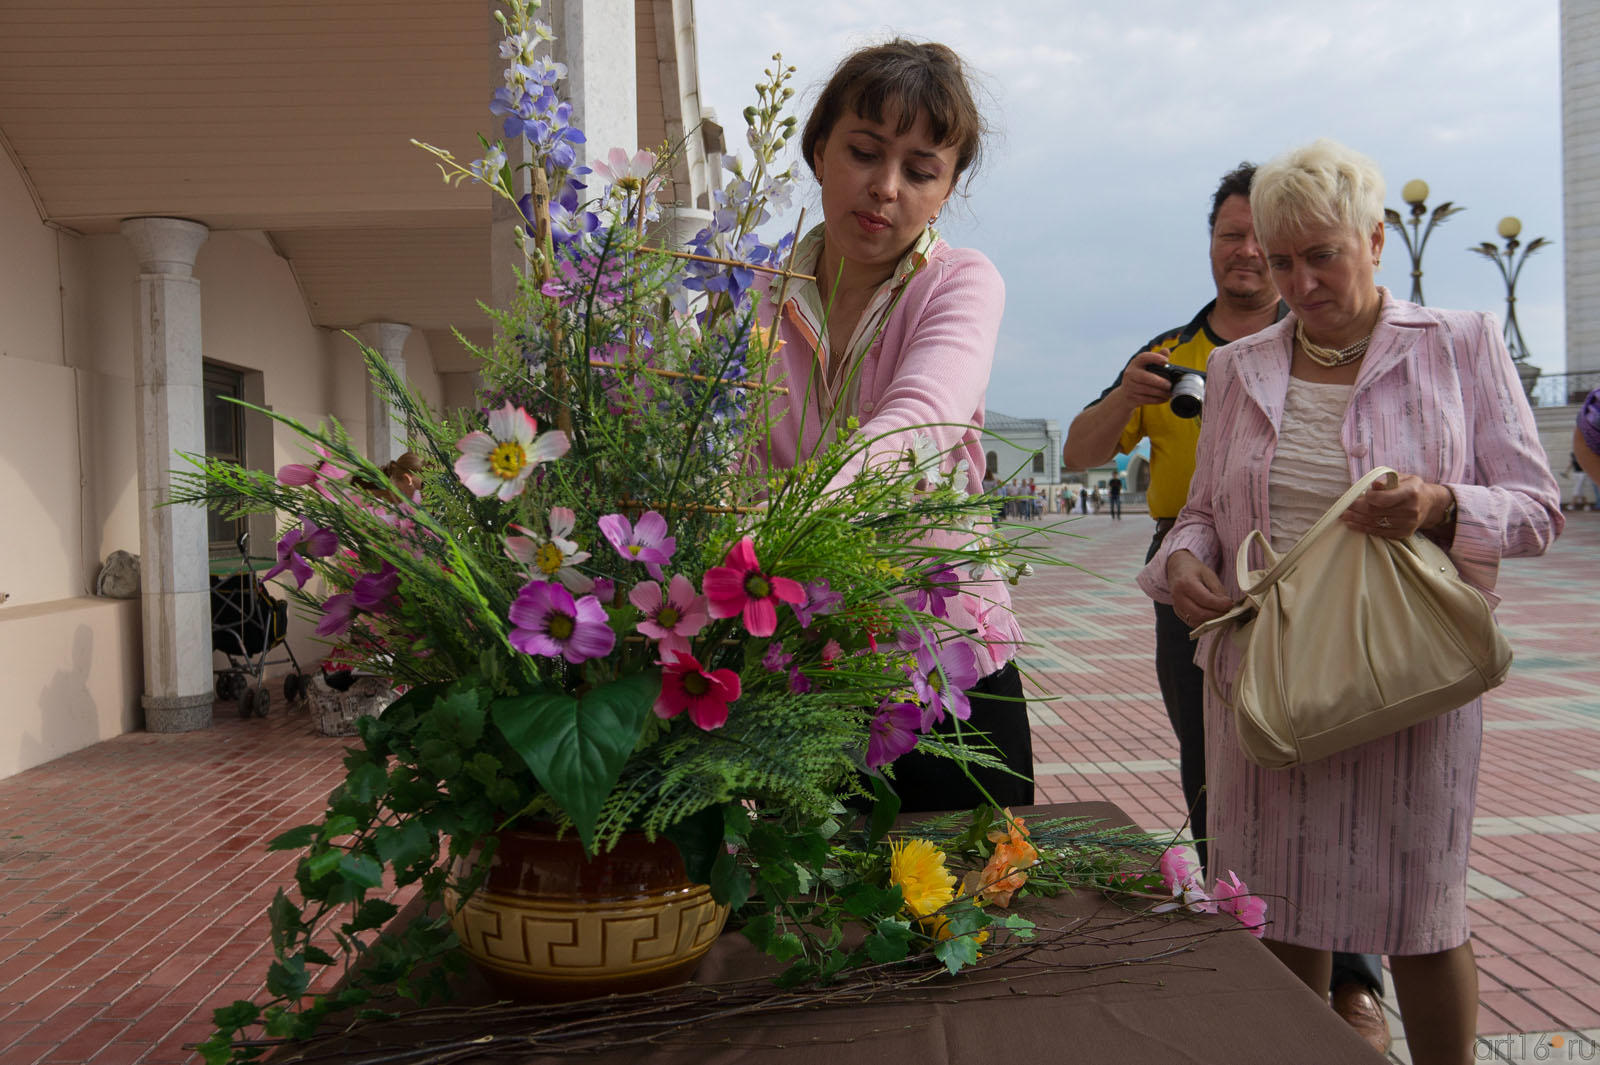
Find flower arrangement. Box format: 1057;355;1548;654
177;6;1265;1059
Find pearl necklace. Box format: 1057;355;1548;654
1296;318;1372;368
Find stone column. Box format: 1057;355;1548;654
558;0;637;169
120;217;212;733
356;321;412;465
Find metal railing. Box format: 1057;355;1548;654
1525;368;1600;408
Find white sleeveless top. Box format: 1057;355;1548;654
1267;378;1354;552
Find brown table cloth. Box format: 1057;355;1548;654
271;802;1382;1064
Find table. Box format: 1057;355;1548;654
274;802;1382;1064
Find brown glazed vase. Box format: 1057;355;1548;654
446;827;729;1001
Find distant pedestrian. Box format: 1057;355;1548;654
1109;474;1123;519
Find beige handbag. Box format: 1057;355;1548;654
1193;466;1512;769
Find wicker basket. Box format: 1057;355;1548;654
308;673;397;736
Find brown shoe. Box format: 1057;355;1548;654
1331;982;1392;1054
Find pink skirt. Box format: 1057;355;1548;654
1201;635;1479;955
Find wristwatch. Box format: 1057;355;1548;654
1439;490;1458;528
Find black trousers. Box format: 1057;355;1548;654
1146;525;1382;997
1109;494;1122;519
888;661;1033;813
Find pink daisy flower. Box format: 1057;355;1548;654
1211;871;1269;937
507;580;615;664
629;575;709;657
504;507;593;593
655;651;741;731
702;539;804;638
597;511;676;580
454;402;569;501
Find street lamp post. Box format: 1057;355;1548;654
1468;216;1550;364
1383;179;1464;306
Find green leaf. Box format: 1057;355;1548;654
839;881;901;919
320;815;359;841
433;683;487;747
338;852;385;891
739;912;776;952
373;820;434;874
305;848;342;882
769;932;804;963
209;999;261;1030
1001;912;1037;939
867;774;901;844
303;945;337;966
663;804;725;885
490;671;658;850
864;917;913;963
343;760;389;807
709;847;751;910
932;933;981;975
721;803;753;844
342;898;402;936
266;955;310;999
267;889;304;954
267;824;319;851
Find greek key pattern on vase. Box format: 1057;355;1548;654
452;885;728;980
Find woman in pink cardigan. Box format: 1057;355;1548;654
760;40;1030;811
1139;139;1562;1063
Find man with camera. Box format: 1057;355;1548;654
1061;163;1391;1053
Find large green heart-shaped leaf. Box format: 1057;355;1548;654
490;671;659;850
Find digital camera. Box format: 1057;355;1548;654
1150;363;1206;419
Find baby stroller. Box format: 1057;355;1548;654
211;533;310;717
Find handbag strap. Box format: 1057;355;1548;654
1189;466;1400;698
1232;465;1399;597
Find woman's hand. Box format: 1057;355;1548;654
1340;472;1454;539
1166;549;1234;628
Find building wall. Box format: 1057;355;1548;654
1564;0;1600;375
0;143;447;777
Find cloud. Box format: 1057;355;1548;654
695;0;1564;420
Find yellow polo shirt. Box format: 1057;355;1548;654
1089;300;1285;519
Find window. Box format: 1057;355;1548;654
1031;451;1045;473
203;362;246;553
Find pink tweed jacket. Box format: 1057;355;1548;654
1138;288;1563;633
760;240;1023;673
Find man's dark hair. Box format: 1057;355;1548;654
1209;162;1257;232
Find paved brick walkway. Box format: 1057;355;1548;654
0;512;1595;1063
1011;510;1600;1063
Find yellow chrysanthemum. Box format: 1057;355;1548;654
889;838;957;921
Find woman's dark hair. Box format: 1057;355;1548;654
801;40;986;187
1209;162;1257;232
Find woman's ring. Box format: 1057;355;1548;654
1376;516;1392;529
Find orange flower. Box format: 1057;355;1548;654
975;809;1038;908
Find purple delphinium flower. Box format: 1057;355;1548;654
508;580;616;664
762;641;793;672
786;667;812;694
909;639;981;730
791;579;843;628
905;564;960;620
263;519;337;588
867;700;922;769
597;511;675;580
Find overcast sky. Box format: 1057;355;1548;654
693;0;1564;423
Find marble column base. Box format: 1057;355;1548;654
142;692;213;733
